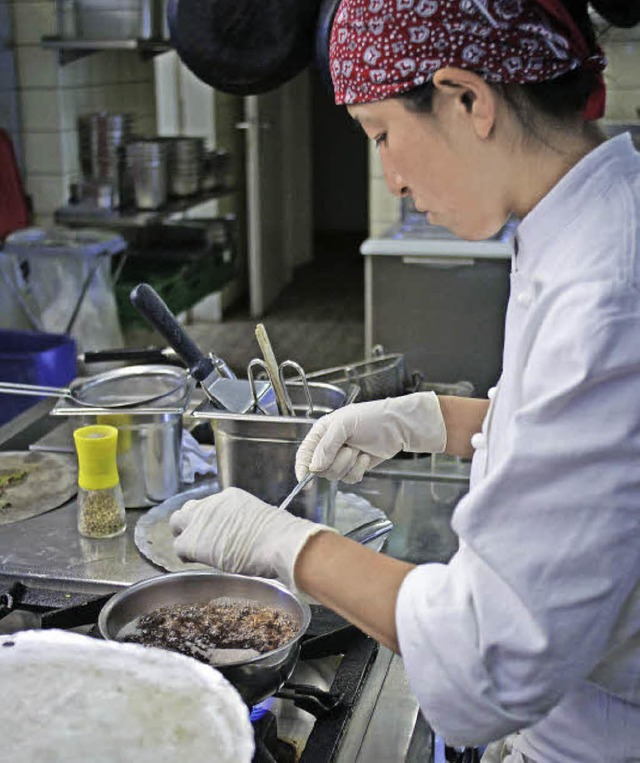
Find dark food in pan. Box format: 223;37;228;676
117;597;298;665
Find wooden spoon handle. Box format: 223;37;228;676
254;323;293;416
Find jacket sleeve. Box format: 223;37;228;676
396;280;640;746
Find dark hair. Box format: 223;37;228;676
399;0;640;124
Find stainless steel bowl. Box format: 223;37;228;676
98;571;311;706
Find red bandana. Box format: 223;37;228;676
329;0;606;119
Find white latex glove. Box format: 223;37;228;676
170;487;336;591
295;392;446;484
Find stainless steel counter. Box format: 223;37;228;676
0;401;469;761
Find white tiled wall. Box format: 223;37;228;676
8;0;156;224
367;25;640;237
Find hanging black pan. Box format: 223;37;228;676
314;0;342;97
167;0;326;95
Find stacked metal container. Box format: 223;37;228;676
125;139;169;210
77;112;134;209
162;137;205;197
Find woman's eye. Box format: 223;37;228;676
374;132;387;148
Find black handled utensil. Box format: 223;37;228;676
130;283;219;381
130;283;273;414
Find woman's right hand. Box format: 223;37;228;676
295;392;446;484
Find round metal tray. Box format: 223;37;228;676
135;480;392;573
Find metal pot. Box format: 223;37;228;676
70;410;183;508
50;364;192;508
98;570;311;706
126;140;169;210
192;380;348;524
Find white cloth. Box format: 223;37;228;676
170;486;335;591
180;431;217;483
396;134;640;761
295;392;446;483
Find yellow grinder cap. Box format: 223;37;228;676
73;425;120;490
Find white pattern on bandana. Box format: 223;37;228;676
329;0;607;112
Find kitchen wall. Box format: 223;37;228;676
1;2;250;325
7;0;156;224
367;20;640;237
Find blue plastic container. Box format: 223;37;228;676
0;330;77;426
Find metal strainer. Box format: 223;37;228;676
307;346;406;401
0;365;191;410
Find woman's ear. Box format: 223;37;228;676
432;68;497;139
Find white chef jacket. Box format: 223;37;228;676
396;133;640;762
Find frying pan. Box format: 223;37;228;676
168;0;325;95
315;0;342;96
98;570;311;707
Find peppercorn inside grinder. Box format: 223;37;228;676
73;425;127;539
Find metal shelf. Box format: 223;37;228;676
55;188;237;230
41;36;171;65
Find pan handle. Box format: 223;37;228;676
80;348;183;365
129;283;214;381
0;381;72;399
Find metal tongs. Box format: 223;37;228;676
247;358;314;417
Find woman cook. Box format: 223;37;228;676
171;0;640;758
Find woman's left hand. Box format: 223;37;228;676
170;487;334;590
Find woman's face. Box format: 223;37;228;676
348;94;510;240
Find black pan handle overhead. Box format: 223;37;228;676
129;283;214;381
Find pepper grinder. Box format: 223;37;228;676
73;425;126;539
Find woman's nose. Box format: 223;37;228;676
382;161;409;198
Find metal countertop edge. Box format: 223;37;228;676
335;647;422;762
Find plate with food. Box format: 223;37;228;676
0;451;77;525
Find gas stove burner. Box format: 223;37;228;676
0;582;380;763
252;711;297;763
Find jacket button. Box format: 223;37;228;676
516;291;533;307
470;432;486;450
487;386;497;400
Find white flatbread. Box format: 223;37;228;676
0;451;77;525
0;629;254;763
